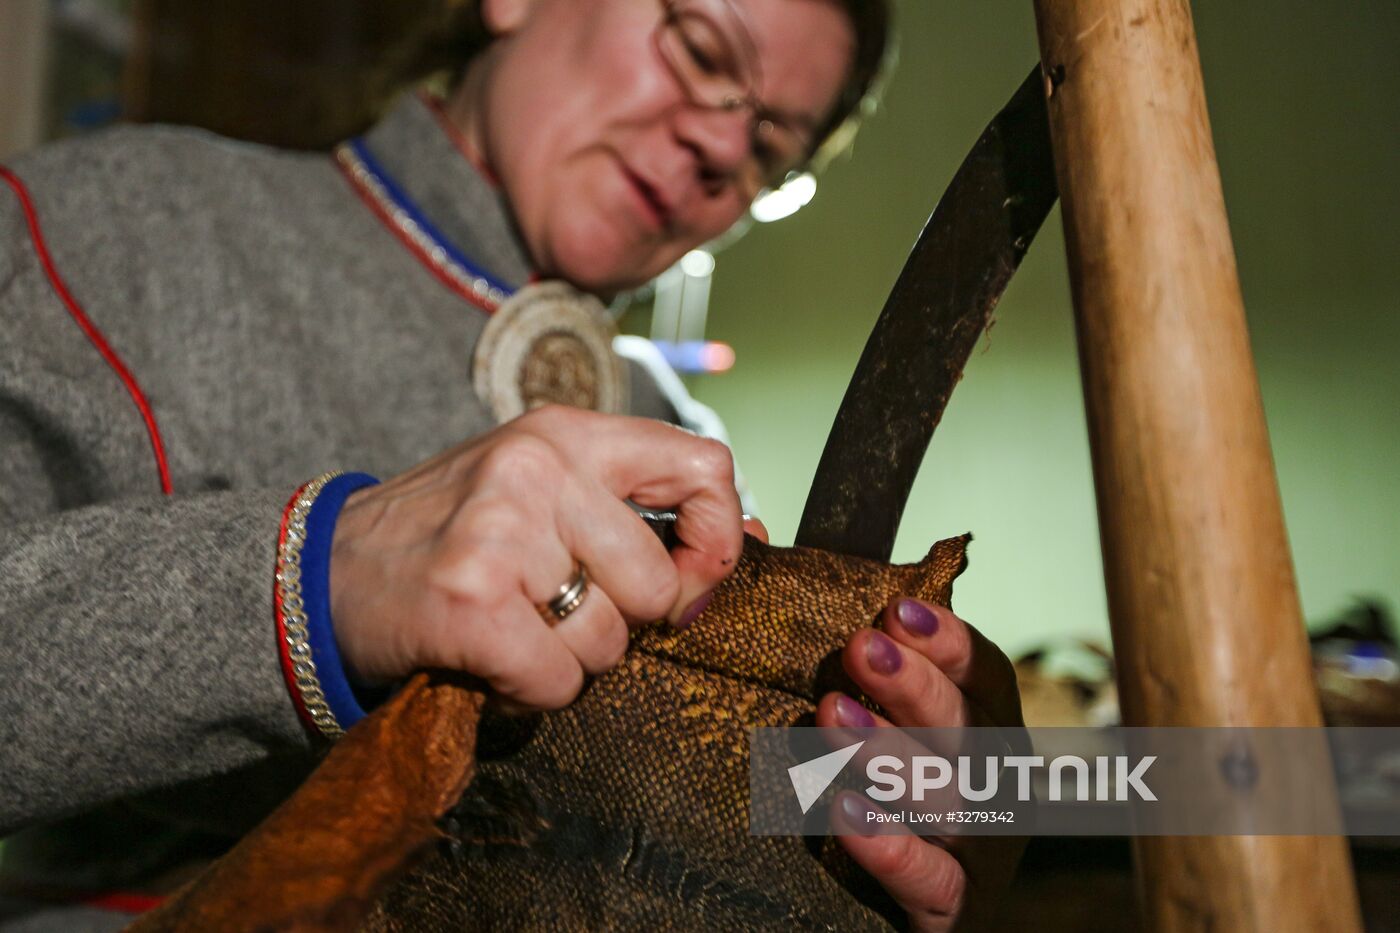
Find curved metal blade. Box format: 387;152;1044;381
795;65;1058;561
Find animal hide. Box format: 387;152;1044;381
130;533;970;932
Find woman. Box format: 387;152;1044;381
0;0;1021;928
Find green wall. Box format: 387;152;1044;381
685;0;1400;656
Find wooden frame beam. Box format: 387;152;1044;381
1029;1;1362;928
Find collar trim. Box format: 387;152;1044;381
334;138;514;313
417;90;502;188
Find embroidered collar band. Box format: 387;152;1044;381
334;95;533;313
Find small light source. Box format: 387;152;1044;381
650;340;736;374
701;341;737;373
749;172;818;223
680;248;716;278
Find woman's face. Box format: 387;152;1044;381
455;0;856;292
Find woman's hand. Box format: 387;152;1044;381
328;405;745;710
815;599;1026;931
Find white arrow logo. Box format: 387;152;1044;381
788;740;865;814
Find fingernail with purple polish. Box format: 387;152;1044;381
837;792;880;835
895;598;939;637
866;631;903;675
675;591;714;629
834;694;876;729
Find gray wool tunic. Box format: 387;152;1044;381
0;93;676;922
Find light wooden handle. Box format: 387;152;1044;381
1028;0;1362;929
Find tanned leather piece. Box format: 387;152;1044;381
128;676;487;933
131;534;969;932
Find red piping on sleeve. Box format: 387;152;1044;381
273;479;319;732
1;166;173;495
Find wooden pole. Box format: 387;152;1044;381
1028;1;1362;930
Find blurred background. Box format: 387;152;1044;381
707;0;1400;660
2;0;1398;927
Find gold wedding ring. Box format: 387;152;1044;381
540;564;589;623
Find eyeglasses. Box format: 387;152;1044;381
654;0;812;199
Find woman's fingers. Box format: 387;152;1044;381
554;487;680;623
878;599;1023;728
629;433;742;625
842;628;979;729
469;493;639;678
820;691;1024;933
831;791;966;930
547;584;631;676
833;604;1029;931
329;405;748;708
436;525;627;694
444;592;586;710
742;515;769;543
815;693;972;818
520;407;745;624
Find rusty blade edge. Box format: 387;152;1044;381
795;64;1059;562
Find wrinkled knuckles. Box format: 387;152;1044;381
863;828;926;882
866;834;966;919
611;568;680;624
559;592;631;662
427;550;514;615
475;432;567;490
691;436;737;486
912;854;968;920
516;402;589;435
